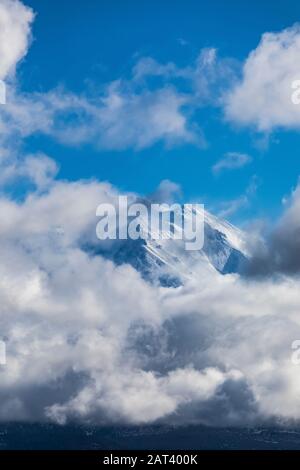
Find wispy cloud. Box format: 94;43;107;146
212;152;252;175
0;76;203;152
217;175;259;218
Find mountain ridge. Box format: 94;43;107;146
91;206;248;286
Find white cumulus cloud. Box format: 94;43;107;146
225;24;300;131
0;0;34;79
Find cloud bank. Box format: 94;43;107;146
0;175;299;426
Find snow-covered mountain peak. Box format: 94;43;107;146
91;204;248;287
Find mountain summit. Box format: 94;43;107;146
94;206;248;287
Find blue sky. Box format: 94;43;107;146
13;0;300;224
